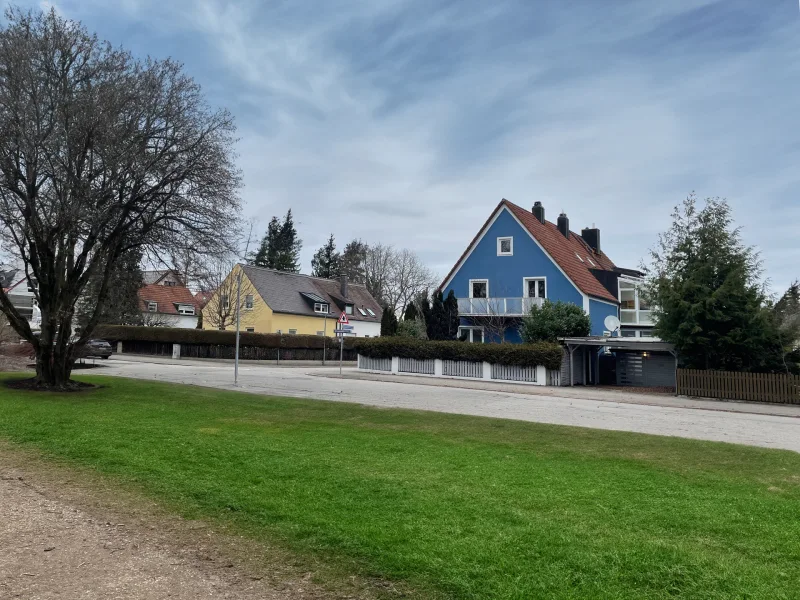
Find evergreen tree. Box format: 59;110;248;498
419;291;432;338
428;290;447;340
341;239;367;284
444;290;460;339
645;195;789;372
311;234;341;278
403;301;419;322
520;300;590;343
250;210;302;272
380;305;398;336
76;248;144;330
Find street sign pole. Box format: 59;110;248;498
339;334;344;377
235;268;241;386
336;311;349;377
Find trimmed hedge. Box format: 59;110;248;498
93;325;358;350
353;337;563;370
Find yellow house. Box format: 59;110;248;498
201;264;383;338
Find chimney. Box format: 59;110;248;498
557;213;570;239
532;201;545;224
581;225;601;254
340;274;348;299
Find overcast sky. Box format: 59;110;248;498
28;0;800;294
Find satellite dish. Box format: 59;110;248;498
604;315;621;335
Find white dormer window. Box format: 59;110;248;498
147;301;158;312
345;304;354;315
314;302;329;314
177;304;195;316
497;237;513;256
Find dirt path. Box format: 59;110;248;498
0;446;368;600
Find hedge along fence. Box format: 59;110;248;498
93;325;358;361
352;337;564;371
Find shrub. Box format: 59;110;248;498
93;325;357;350
396;319;426;339
520;300;591;343
353;337;563;370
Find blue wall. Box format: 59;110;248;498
589;298;618;336
444;207;583;307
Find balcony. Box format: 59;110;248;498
457;297;544;316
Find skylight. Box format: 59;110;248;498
358;307;367;316
587;257;595;266
575;253;584;262
366;308;376;317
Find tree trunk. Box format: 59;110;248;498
33;313;76;389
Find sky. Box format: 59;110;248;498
23;0;800;294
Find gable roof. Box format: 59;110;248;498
138;284;198;315
142;269;185;286
240;265;383;322
441;199;619;303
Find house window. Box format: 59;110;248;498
218;326;226;331
245;295;254;310
587;257;596;267
316;331;325;336
619;278;651;325
345;304;353;315
366;308;376;317
288;329;297;335
314;303;329;314
575;252;584;263
246;327;255;333
524;278;546;299
163;280;176;286
177;304;195;315
358;307;367;316
497;237;513;256
221;294;230;310
147;301;158;312
458;326;484;343
469;280;488;299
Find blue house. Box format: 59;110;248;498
441;199;625;343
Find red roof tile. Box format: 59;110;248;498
441;199;619;303
137;284;198;315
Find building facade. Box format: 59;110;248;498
201;265;382;338
442;199;641;342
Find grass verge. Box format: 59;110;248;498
1;374;799;599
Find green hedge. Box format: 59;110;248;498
93;325;357;350
352;337;563;370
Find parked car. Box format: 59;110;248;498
76;339;112;359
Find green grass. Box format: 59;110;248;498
1;374;799;599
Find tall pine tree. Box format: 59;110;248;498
444;290;460;339
646;195;788;372
341;239;367;284
311;234;341;278
250;210;302;272
380;305;398;336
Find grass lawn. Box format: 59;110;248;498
1;374;799;599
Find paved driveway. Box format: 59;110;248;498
95;356;800;453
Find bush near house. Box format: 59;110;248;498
94;325;358;350
353;337;563;370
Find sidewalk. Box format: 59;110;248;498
313;370;800;419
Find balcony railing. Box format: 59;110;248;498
457;297;544;316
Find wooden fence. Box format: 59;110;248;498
676;369;800;404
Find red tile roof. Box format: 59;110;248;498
194;290;214;309
441;199;619;303
137;284;198;315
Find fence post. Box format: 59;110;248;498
482;361;492;381
171;343;180;360
116;341;123;355
434;358;443;377
391;356;399;374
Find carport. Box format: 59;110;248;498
559;337;677;388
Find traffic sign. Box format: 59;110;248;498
333;329;351;334
338;312;349;325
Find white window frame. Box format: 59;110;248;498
316;330;325;336
147;301;158;312
221;294;230;310
314;303;329;314
619;277;650;325
177;304;195;316
345;304;354;315
522;277;547;299
245;294;254;310
497;236;513;256
358;307;367;316
469;279;489;299
288;329;298;335
458;326;485;343
366;308;376;317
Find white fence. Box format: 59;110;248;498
358;355;392;372
358;355;549;386
491;364;537;383
442;360;483;378
398;358;435;375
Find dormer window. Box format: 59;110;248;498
177;304;195;316
147;301;158;312
497;237;513;256
345;304;354;315
314;302;329;314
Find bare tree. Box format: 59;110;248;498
0;9;241;387
200;264;261;331
364;245;437;313
363;243;394;305
141;312;179;328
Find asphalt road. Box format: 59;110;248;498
95;356;800;453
